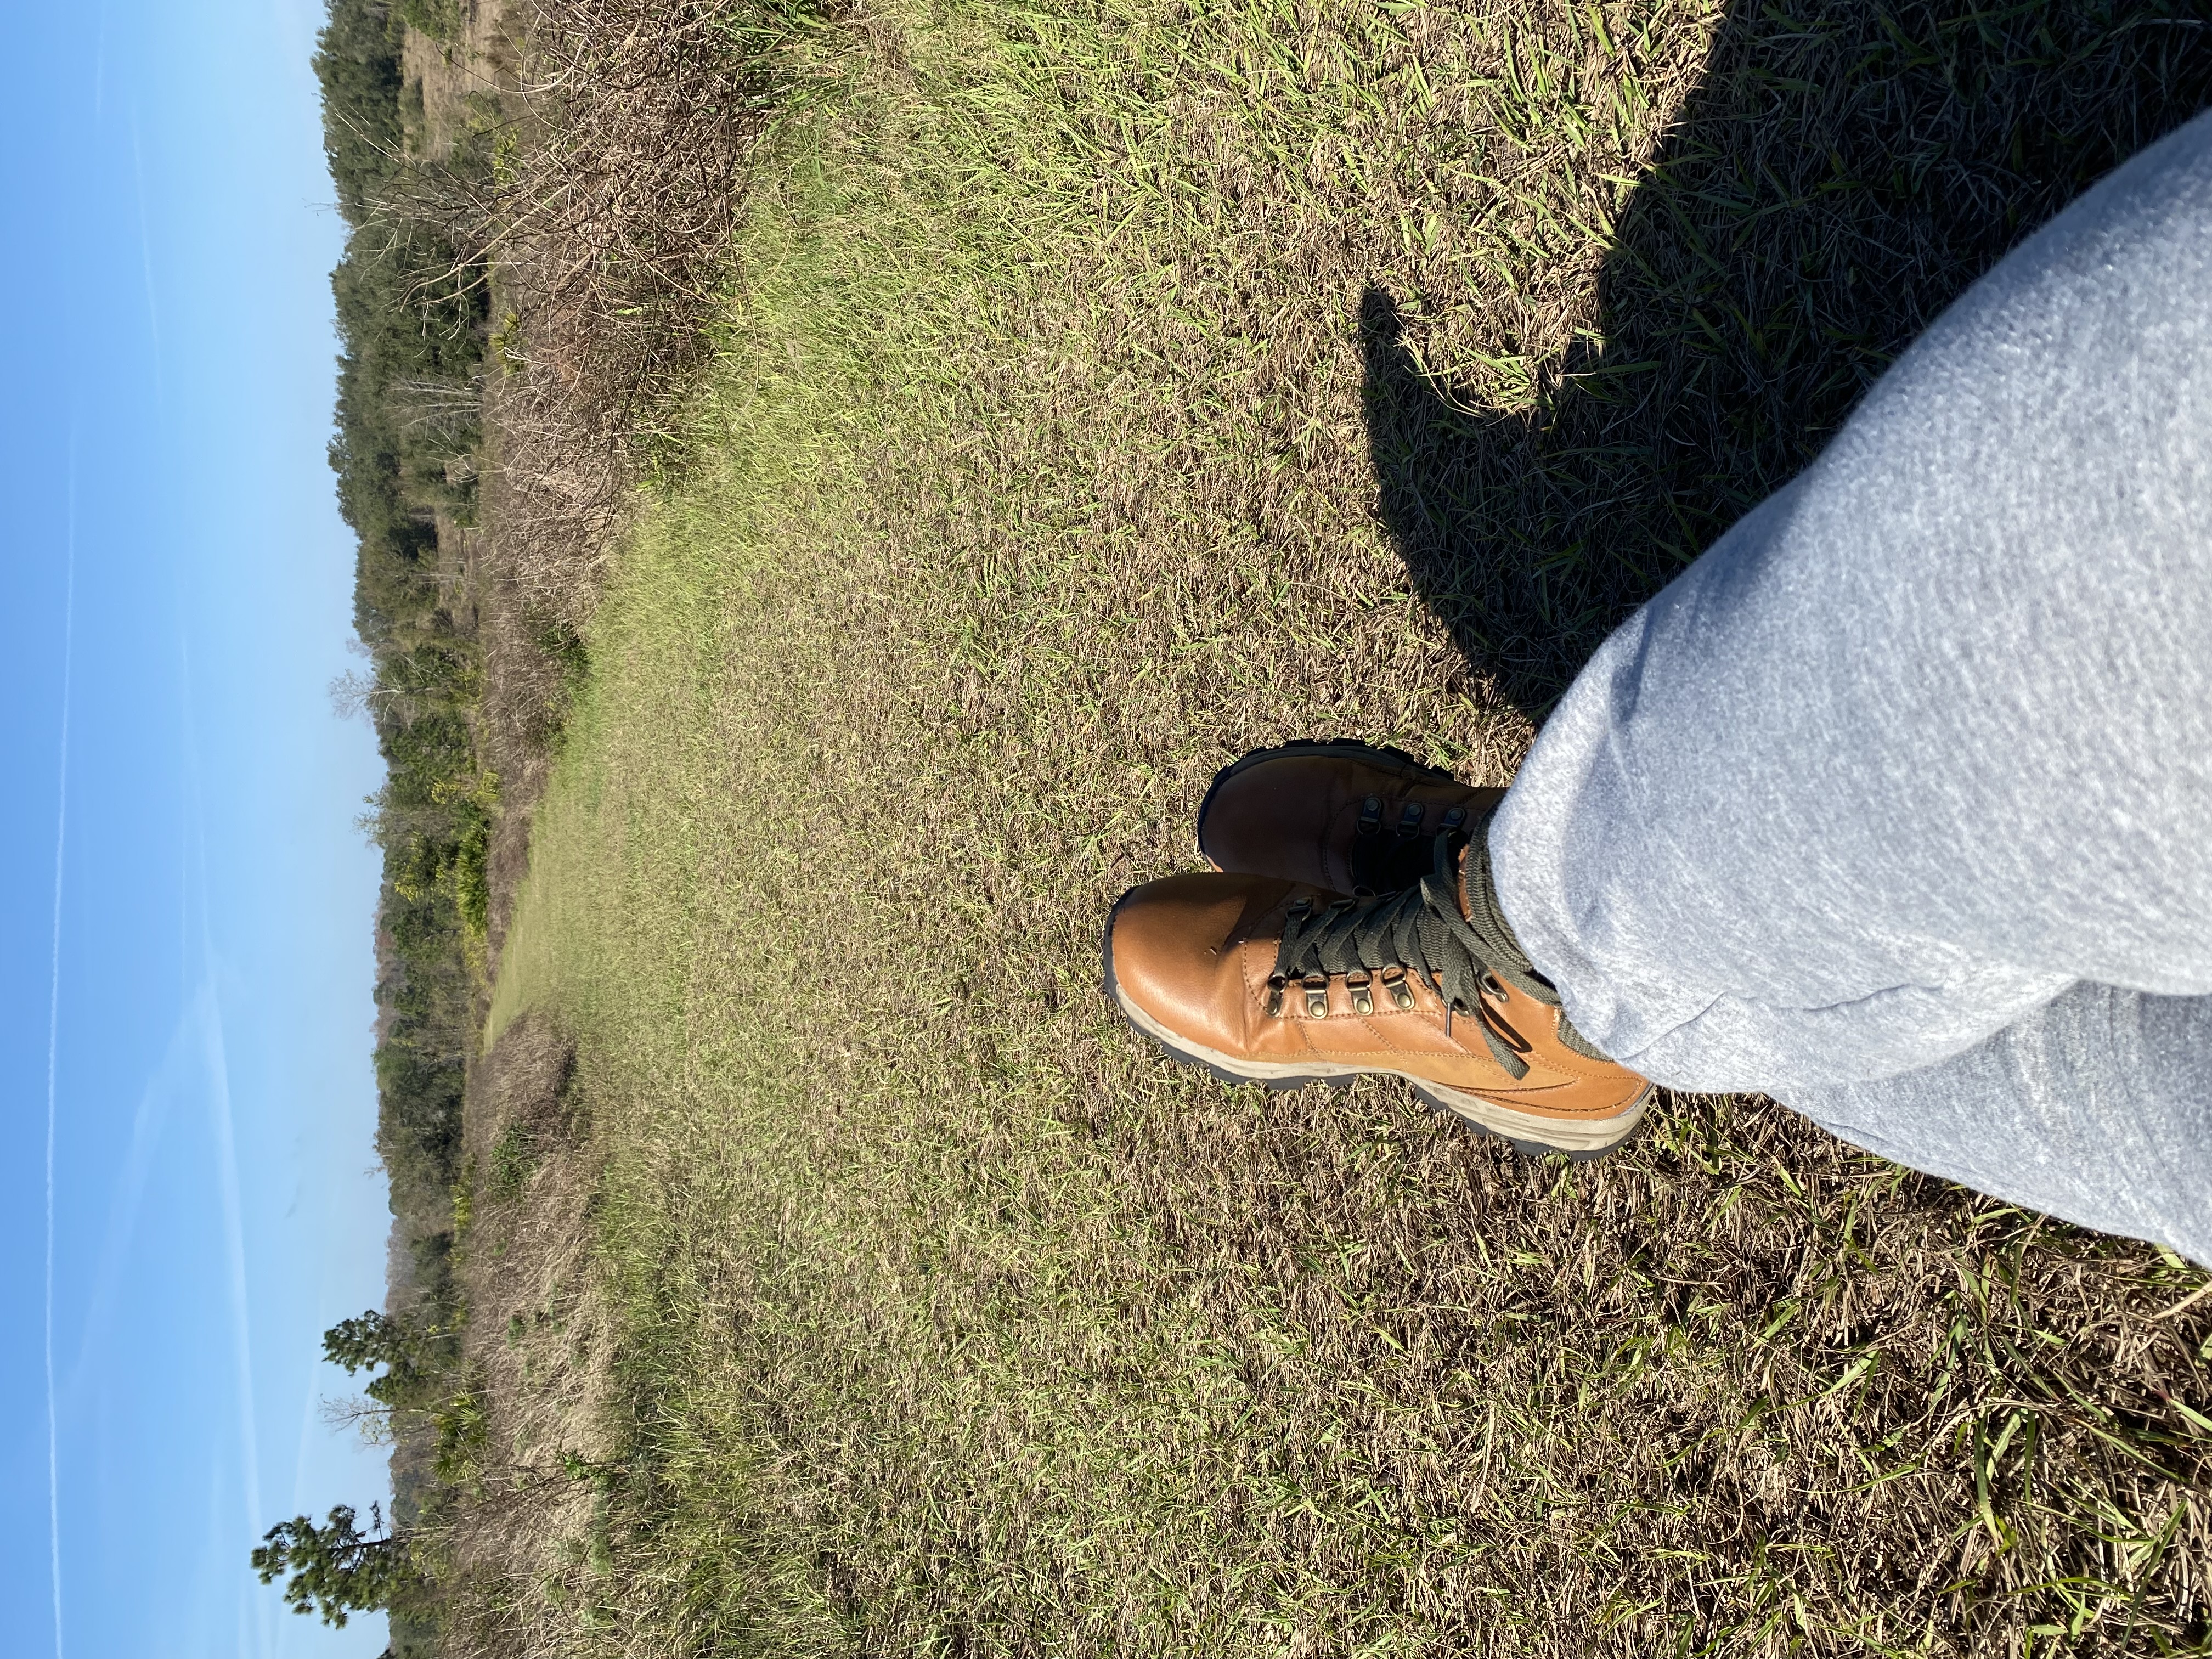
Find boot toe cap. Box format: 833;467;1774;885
1107;873;1285;1053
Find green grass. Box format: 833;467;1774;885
472;0;2212;1651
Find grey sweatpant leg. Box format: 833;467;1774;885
1489;112;2212;1263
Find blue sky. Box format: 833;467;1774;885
2;2;395;1654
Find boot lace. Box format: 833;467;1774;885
1268;821;1598;1079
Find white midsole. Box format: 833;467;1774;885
1113;985;1649;1154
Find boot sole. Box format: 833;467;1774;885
1195;738;1462;872
1102;910;1647;1161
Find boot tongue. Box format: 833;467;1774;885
1450;817;1617;1062
1443;821;1554;1006
1352;825;1440;897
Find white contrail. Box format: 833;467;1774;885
200;985;269;1606
60;1058;177;1401
44;447;78;1659
177;636;274;1659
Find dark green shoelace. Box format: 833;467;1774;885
1268;820;1605;1078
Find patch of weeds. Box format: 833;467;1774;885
431;1379;489;1487
529;611;591;696
436;771;499;951
395;0;461;42
450;1153;476;1243
490;1119;538;1201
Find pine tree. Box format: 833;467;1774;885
323;1308;435;1407
251;1503;415;1627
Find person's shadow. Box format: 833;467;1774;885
1365;1;2212;718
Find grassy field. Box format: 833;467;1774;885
466;0;2212;1651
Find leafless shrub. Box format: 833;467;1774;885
388;372;486;441
478;1007;580;1148
319;1392;401;1448
476;0;822;628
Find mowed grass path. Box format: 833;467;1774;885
483;0;2212;1651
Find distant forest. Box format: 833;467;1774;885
323;0;486;1241
315;0;489;1646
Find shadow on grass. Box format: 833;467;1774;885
1366;0;2212;718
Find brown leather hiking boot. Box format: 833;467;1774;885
1105;826;1651;1158
1197;739;1505;895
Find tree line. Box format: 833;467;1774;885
267;2;495;1650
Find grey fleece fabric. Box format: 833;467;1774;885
1490;111;2212;1263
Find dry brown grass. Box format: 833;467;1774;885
438;1011;620;1652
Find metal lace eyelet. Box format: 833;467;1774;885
1380;966;1415;1010
1346;973;1374;1016
1479;970;1508;1003
1395;802;1425;839
1302;974;1330;1018
1356;795;1383;836
1442;805;1467;830
1266;975;1286;1018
